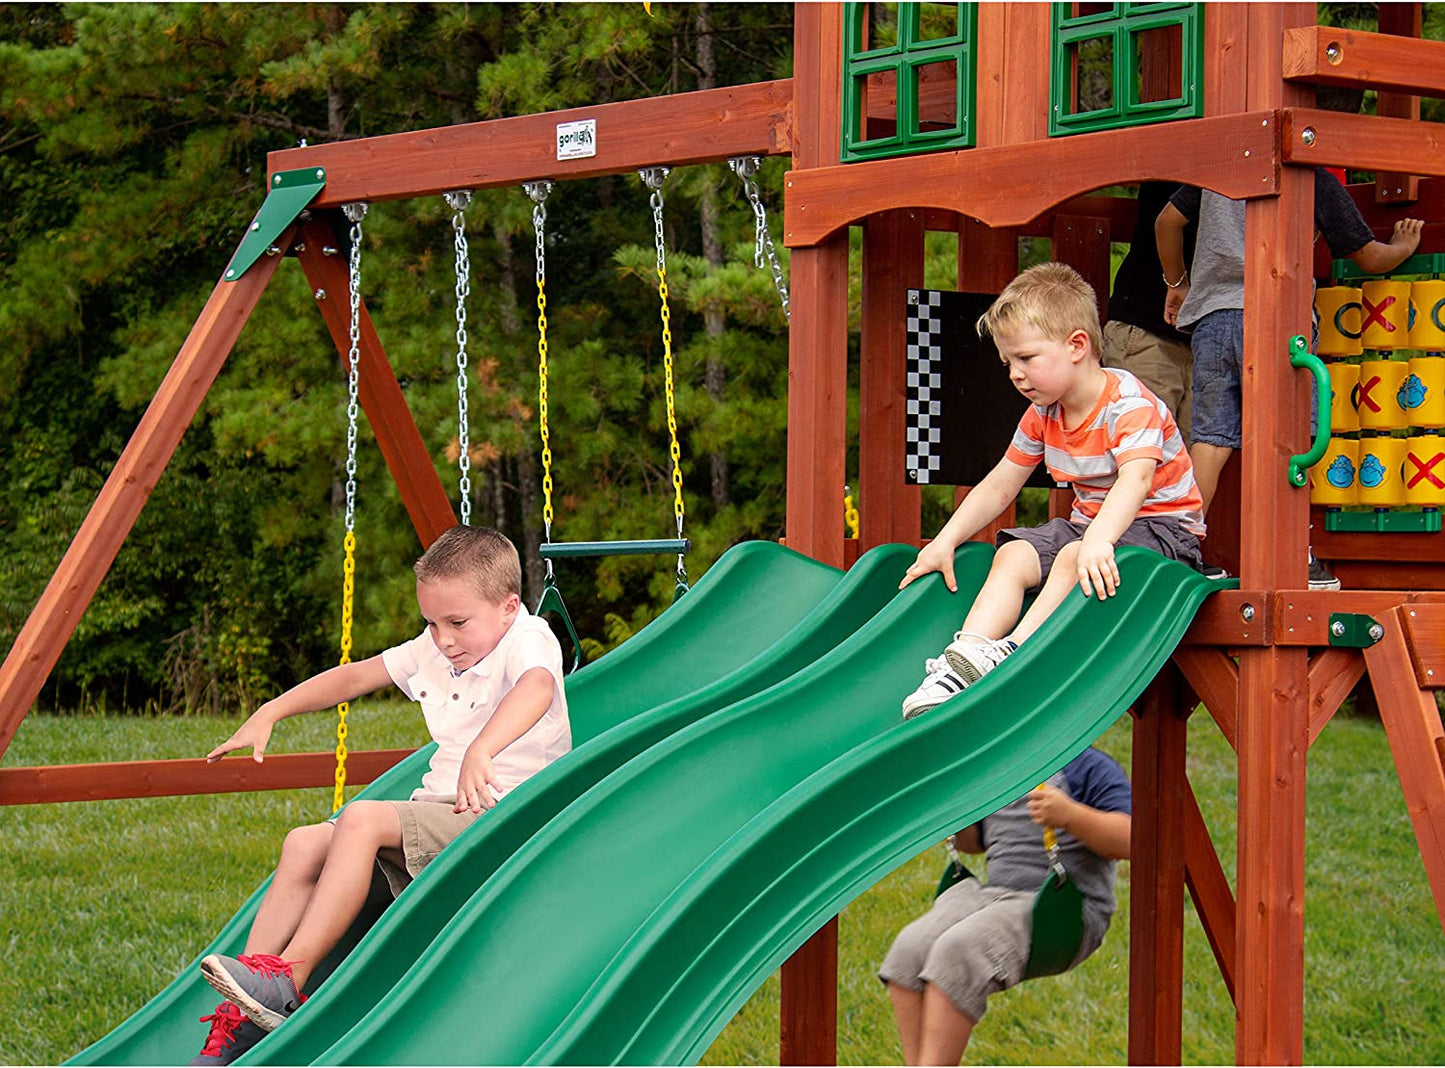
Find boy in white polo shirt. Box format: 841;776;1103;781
189;525;567;1064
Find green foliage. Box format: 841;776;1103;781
0;3;798;713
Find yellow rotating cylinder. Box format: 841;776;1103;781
1356;435;1408;507
1405;355;1445;429
1327;361;1361;433
1361;279;1411;350
1358;359;1409;430
1314;286;1364;357
1409;280;1445;351
1404;433;1445;506
1310;437;1359;506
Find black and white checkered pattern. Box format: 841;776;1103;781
906;289;945;483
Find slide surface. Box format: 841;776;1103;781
316;548;1219;1066
68;540;851;1066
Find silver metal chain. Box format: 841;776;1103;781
444;190;473;525
341;202;368;535
728;155;790;320
640;166;671;277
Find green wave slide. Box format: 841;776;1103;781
71;539;916;1066
315;547;1220;1066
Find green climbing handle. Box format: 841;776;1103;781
1288;334;1331;488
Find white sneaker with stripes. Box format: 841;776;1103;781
944;632;1016;684
901;656;969;720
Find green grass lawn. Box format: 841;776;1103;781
3;707;1442;1065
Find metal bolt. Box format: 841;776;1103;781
1325;42;1341;64
250;221;261;231
1429;669;1436;678
294;242;306;253
273;175;283;186
314;288;327;301
323;246;339;256
1244;149;1251;157
1368;623;1384;642
1301;127;1317;146
316;168;324;179
1330;620;1346;638
225;268;236;278
265;246;280;257
1242;604;1256;623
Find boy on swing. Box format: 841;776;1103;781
191;525;569;1064
899;262;1206;719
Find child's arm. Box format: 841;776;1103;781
1346;218;1423;274
950;823;983;855
454;666;557;813
1155;202;1191;328
1076;456;1157;600
900;457;1034;592
206;655;394;763
1027;785;1130;860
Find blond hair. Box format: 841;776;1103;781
414;525;521;602
976;262;1103;358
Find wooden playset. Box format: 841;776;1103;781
2;3;1444;1064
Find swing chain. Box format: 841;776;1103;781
728;155;790;320
334;200;368;814
445;191;473;525
639;167;688;592
525;180;556;581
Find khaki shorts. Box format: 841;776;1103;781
374;798;480;897
1102;320;1194;442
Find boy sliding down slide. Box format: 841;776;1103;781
900;263;1206;719
190;525;569;1065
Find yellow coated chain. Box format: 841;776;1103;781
332;530;356;814
657;264;685;529
844;484;860;539
537;277;553;529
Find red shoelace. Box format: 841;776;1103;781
234;953;300;980
197;1001;246;1058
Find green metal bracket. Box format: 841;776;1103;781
222;167;327;283
1288;334;1331;487
1324;508;1443;534
1327;613;1384;649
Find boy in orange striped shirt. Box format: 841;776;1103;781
900;263;1205;719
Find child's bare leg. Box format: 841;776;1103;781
1188;442;1233;515
918;984;975;1065
1006;541;1083;647
956;540;1040;640
244;822;334;956
887;982;925;1065
279;800;402;991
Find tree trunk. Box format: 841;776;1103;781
695;1;730;510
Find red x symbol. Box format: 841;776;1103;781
1407;451;1445;490
1362;293;1398;332
1359;374;1382;413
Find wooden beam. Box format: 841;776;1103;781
0;234;292;761
859;211;924;549
1129;666;1188;1065
1306;647;1366;747
783;112;1280;248
296;221;457;547
0;749;413;806
1051;214;1112;326
780;916;839;1066
268;81;794;208
1204;2;1250;118
1282;109;1445;181
1401;605;1445;689
1281;24;1445;99
1183;779;1238;1003
1329;562;1445;591
1309;516;1445;564
1173;647;1239;751
1272;590;1445;644
1181;590;1271;647
1371;4;1423;205
1363;607;1445;932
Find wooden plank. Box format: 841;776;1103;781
971;2;1006;147
859;211;924;549
783;112;1280;248
1306;647;1366;746
1183;779;1238;1003
1401;604;1445;689
1203;2;1250;118
1309;515;1445;564
1128;666;1188;1065
1330;562;1445;591
1272;590;1445;644
1363;607;1445;932
1282;109;1445;181
0;235;292;761
1181;590;1272;648
1000;3;1050;145
1371;4;1423;205
1281;24;1445;99
268;81;794;209
1173;647;1239;751
0;749;413;806
296;222;457;548
1051;214;1111;326
780;917;839;1066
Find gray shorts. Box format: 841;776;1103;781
879;878;1106;1022
997;516;1203;590
1102;320;1194;442
373;798;480;897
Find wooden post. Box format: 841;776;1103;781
296;220;456;547
0;237;292;758
1129;665;1188;1065
781;5;844;1064
859;210;924;550
1374;4;1422;205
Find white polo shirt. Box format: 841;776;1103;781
380;606;570;801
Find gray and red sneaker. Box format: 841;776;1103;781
199;953;305;1032
189;1000;265;1065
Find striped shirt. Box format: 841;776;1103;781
1004;368;1206;536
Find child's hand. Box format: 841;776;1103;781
206;711;275;764
455;745;499;813
1392;217;1424;255
1027;785;1076;831
900;541;957;592
1075;537;1119;600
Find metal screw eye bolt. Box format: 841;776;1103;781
1330;620;1346;638
1241;604;1256;623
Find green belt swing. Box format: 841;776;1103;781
935;788;1087;981
524;171;692;674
